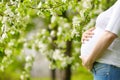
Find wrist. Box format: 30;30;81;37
87;55;95;65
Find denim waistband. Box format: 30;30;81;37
91;62;120;80
91;62;120;74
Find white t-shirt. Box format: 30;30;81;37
80;0;120;67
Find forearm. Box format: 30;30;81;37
87;31;117;64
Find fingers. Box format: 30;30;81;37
89;27;95;31
81;33;94;43
81;29;94;43
84;30;94;37
81;38;89;44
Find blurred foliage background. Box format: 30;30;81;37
0;0;116;80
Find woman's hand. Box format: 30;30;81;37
80;27;95;70
81;27;95;43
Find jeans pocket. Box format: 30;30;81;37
92;62;110;76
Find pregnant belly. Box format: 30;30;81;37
80;28;104;56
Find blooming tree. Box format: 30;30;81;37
0;0;116;79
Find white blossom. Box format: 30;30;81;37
53;49;63;60
48;37;52;43
71;28;79;37
94;4;103;14
49;62;56;69
72;16;81;27
37;2;42;8
2;16;8;24
82;1;92;9
25;63;32;70
4;8;14;17
5;49;12;56
2;33;8;39
26;56;32;62
24;15;30;21
51;15;57;23
63;23;70;29
41;29;47;35
0;65;4;72
61;60;67;67
57;27;62;36
20;75;24;80
50;30;56;37
23;42;28;48
62;0;67;3
16;14;21;22
10;31;15;35
79;10;85;19
38;41;47;49
10;0;13;4
38;42;48;54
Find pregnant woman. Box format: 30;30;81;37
80;0;120;80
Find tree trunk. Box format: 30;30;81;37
51;69;56;80
61;65;71;80
61;41;72;80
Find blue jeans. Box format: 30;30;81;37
91;62;120;80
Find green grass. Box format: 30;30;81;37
31;77;50;80
72;66;93;80
32;66;93;80
32;73;93;80
72;71;93;80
